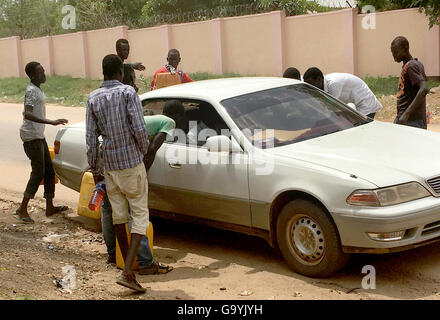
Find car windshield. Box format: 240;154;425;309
221;83;371;149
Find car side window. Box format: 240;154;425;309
142;99;166;116
185;102;230;147
142;98;230;148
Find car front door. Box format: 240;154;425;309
161;101;251;227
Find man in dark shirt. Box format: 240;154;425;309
391;36;430;129
116;39;145;72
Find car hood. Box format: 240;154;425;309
267;121;440;188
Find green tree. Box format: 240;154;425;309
141;0;330;25
412;0;440;28
357;0;439;28
0;0;66;39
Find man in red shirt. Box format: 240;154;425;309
150;49;193;91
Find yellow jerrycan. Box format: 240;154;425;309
77;172;102;220
116;223;154;271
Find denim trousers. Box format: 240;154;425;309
101;193;153;268
23;139;55;199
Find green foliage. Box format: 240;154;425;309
141;0;332;24
357;0;439;27
413;0;440;28
0;0;67;39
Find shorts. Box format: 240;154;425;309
104;162;149;236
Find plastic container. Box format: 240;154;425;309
40;147;59;185
77;172;102;220
116;222;154;271
88;182;106;211
426;111;431;124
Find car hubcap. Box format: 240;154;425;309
290;215;325;265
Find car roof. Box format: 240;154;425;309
139;77;303;103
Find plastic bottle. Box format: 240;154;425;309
88;182;106;211
426;111;431;124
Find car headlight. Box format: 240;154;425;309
347;182;431;207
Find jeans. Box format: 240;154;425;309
101;193;153;269
23;139;55;199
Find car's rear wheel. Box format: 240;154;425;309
276;199;349;278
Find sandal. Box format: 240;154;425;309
116;272;146;293
13;212;34;224
138;261;173;275
46;206;69;217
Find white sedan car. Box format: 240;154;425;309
53;77;440;278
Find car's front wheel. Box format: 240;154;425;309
276;199;349;278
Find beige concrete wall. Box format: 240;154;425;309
52;33;85;78
0;37;21;78
21;36;52;76
128;26;168;80
357;8;432;77
85;26;127;80
170;20;216;74
285;10;350;76
223;12;277;76
0;8;438;80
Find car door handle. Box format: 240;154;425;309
169;162;182;169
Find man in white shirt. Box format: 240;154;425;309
303;67;383;119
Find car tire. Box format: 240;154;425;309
276;199;349;278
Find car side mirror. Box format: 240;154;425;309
206;135;241;153
347;103;356;110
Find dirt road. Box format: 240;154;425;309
2;189;440;301
2;102;440;300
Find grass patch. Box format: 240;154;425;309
0;73;242;107
363;76;440;97
1;74;439;108
0;76;102;107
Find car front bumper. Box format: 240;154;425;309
332;196;440;254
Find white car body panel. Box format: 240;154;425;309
53;77;440;255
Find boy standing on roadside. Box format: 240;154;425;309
15;62;69;224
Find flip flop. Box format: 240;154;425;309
46;206;69;217
138;261;173;275
116;272;147;293
13;212;34;224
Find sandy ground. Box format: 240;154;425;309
2;188;440;301
1;95;440;301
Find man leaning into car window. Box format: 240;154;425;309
303;67;383;119
86;54;149;293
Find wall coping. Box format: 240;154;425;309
285;7;354;20
357;7;420;17
0;36;20;42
